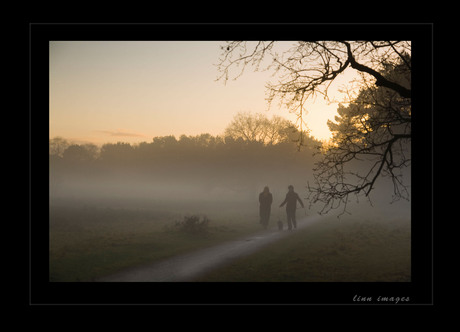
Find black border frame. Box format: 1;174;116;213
29;23;433;306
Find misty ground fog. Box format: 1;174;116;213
49;134;411;282
50;135;410;220
51;138;311;210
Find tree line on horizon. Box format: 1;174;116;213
50;112;321;165
49;113;322;200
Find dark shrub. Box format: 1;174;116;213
175;215;210;235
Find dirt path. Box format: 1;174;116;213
97;214;322;282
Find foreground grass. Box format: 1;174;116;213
50;201;411;282
49;203;260;282
194;216;411;282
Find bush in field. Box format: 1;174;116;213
175;215;210;235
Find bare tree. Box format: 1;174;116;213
217;41;411;214
49;137;70;157
224;112;268;143
224;111;300;145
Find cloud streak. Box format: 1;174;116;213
97;129;147;138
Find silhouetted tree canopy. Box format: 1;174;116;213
49;137;70;157
309;57;411;214
217;41;411;214
63;144;98;163
49;119;321;200
225;112;318;149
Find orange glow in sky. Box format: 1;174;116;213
50;41;358;145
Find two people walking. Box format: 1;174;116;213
259;185;305;230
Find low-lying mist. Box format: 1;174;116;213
49;138;410;222
48;136;411;282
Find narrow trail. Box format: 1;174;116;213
97;214;323;282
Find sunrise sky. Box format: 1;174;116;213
49;41;358;145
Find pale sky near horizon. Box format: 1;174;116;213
50;41;357;146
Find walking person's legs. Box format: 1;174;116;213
286;210;293;230
286;210;297;229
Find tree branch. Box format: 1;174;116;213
342;41;411;99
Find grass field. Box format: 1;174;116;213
194;216;411;282
50;198;410;282
49;200;261;282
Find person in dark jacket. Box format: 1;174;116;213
259;186;273;229
280;185;304;230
